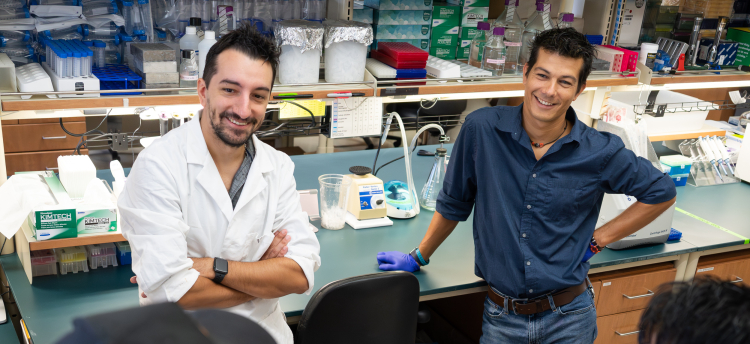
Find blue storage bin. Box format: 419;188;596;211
671;173;689;186
115;241;132;265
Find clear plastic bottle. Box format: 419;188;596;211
198;30;216;77
180;26;201;57
419;148;448;211
558;12;574;29
469;21;490;68
492;0;522;75
483;27;506;76
520;2;552;68
524;0;544;26
180;49;199;87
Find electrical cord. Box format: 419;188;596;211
283;100;316;129
59;109;111;137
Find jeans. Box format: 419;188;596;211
480;285;598;344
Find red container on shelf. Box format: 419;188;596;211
371;49;427;69
603;45;638;76
378;42;429;62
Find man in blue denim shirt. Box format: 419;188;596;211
377;29;676;343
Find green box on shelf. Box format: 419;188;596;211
430;46;456;59
432;3;461;27
431;34;459;47
461;6;490;27
457;45;470;59
374;10;432;25
460;25;483;40
364;0;433;10
727;28;750;66
446;0;489;7
353;7;374;24
374;25;431;39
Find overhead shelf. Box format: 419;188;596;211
647;122;728;142
648;71;750;85
28;232;127;251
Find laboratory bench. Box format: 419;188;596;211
0;144;749;344
0;303;19;344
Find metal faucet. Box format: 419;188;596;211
686;16;703;66
708;16;729;64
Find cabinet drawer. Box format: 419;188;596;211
4;150;88;175
696;250;750;287
595;309;643;344
18;117;85;124
591;280;602;308
2;122;86;153
593;263;676;317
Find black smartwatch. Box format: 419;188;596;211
213;258;228;284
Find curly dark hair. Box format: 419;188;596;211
202;23;280;88
638;276;750;344
525;27;595;92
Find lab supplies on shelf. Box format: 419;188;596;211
115;241;132;265
31;249;58;277
323;20;372;83
275;19;323;84
85;243;119;269
56;246;90;274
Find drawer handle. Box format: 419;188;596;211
45;167;58;170
622;289;654;299
731;276;743;284
615;330;640;336
42;136;67;140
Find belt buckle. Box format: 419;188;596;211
510;297;529;315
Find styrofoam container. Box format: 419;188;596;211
607;90;715;135
325;41;367;83
426;55;460;78
278;45;320;84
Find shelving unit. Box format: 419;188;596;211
647;123;728;142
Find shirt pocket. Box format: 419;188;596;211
543;178;581;222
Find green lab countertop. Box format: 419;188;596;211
0;303;19;344
1;144;748;344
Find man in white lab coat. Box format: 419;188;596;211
119;24;321;344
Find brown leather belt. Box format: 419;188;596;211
487;281;588;315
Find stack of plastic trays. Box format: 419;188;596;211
453;60;492;78
31;249;58;277
115;242;132;265
365;57;397;79
371;42;428;69
395;68;426;86
56;246;90;274
594;46;623;73
426;55;460;79
86;243;119;269
603;45;638;76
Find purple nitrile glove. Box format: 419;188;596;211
377;251;420;272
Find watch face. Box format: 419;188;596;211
214;258;229;274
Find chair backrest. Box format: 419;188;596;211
296;271;420;344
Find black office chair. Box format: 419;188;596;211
296;271;423;344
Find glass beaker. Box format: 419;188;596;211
318;174;352;230
420;148;448;211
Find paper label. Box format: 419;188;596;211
697;267;714;273
358;185;384;210
486;58;505;64
504;42;521;47
180;74;199;80
603;282;611;286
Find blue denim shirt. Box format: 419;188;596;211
436;104;676;299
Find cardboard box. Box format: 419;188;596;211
460;25;483;40
431;24;459;45
353;7;374;24
446;0;489;7
19;171;78;241
76;205;118;235
430;46;456;59
431;34;459;47
727;28;750;66
364;0;432;10
374;10;431;25
432;3;461;27
374;24;431;39
373;39;430;51
457;45;470;59
461;6;489;27
697;38;739;66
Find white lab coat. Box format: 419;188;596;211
119;118;321;344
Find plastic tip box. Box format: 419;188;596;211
56;246;90;274
115;241;132;265
86;243;119;269
660;155;693;175
31;249;58;277
371;42;428;69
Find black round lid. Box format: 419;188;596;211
436;148;447;156
349;166;372;175
182;49;193;58
190;17;202;26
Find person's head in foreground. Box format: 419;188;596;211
639;276;750;344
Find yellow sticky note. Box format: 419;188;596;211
279;100;326;119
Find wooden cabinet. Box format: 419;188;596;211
695;249;750;287
595;309;643;344
590;262;676;317
1;118;88;174
591;280;602;308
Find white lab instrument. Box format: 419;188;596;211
595;121;675;249
384;180;416;219
318;174;351;230
705;135;730;176
711;135;735;175
343;166;393;229
698;136;724;180
736;133;750;183
119;119;320;344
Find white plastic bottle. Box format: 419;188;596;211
180;26;201;58
198;30;217;78
483;27;506;76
